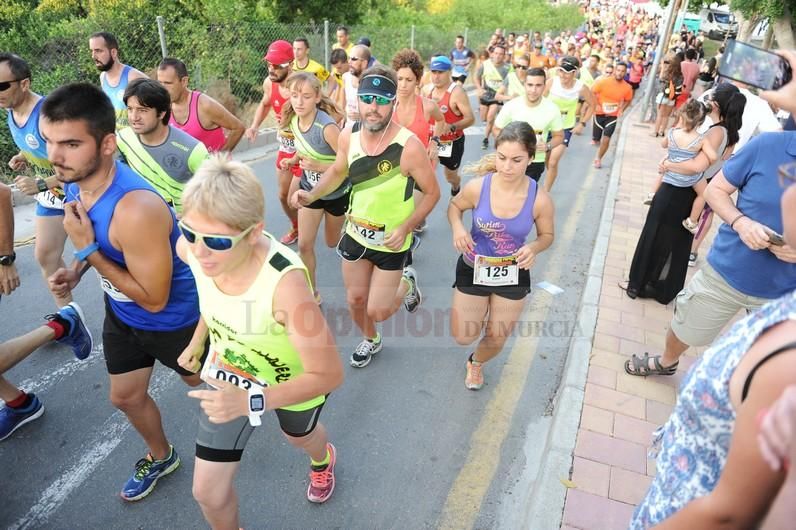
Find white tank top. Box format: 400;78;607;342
343;72;359;128
550;76;583;101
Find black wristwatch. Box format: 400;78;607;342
449;124;457;133
430;136;441;145
36;178;48;193
0;252;16;266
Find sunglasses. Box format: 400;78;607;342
268;62;291;69
0;78;24;92
514;64;529;70
780;162;796;189
178;221;256;252
358;94;392;105
349;56;364;62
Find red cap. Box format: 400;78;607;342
264;40;294;64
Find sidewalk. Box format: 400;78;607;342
559;108;730;530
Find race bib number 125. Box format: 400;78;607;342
473;255;519;286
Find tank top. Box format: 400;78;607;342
465;173;537;265
100;65;132;130
427;83;464;142
703;125;728;180
290;109;350;200
549;77;584;129
661;128;705;188
346;126;415;252
505;72;525;99
7;96;64;210
187;234;323;412
270;82;295;153
343;72;359;128
451;47;471;77
169;90;226;152
64;161;199;331
392;95;429;147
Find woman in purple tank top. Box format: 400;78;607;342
448;122;555;390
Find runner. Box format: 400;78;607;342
292;38;330;83
0;183;18;298
245;40;301;245
341;44;371;127
493;67;564;184
0;53;69;306
425;55;475;196
157;58;245;152
280;72;348;304
333;25;354;55
474;44;510;150
544;56;595;192
495;54;530;103
450;35;475;84
448;122;554;390
173;156;343;527
591;61;633;168
291;66;440;368
116;78;209;213
88;31;147;130
327;48;349;101
43;83;204;501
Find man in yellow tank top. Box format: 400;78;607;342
291;66;440;368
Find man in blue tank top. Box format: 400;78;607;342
42;83;204;502
89;31;148;130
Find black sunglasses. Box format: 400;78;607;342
0;78;25;92
514;64;529;70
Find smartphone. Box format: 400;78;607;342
768;230;786;246
718;39;792;91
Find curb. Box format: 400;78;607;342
519;104;637;529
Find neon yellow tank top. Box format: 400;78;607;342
187;234;323;412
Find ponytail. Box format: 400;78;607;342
722;92;746;147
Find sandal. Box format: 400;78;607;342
624;352;679;377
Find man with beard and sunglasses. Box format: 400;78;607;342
116;78;209;214
43;83;205;502
88;32;147;130
341;44;372;128
291;66;440;369
245;40;301;245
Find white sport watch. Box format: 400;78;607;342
248;386;266;426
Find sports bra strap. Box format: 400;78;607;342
741;341;796;402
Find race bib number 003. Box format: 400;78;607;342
348;215;386;246
438;141;453;158
473;255;519;286
200;349;267;391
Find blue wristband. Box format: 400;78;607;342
74;242;100;262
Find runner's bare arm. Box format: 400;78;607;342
579;85;596;124
299;123;340;173
427;98;446;137
266;269;343;410
128;68;148;81
177;315;209;373
0;184;19;295
395;135;440;235
199;93;245;151
450;86;475;129
245;79;273;142
543;78;553;97
447;177;481;254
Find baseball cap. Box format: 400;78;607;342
264;40;294;64
560;56;580;72
357;37;372;47
358;74;396;100
430;56;452;71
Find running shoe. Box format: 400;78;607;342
120;445;181;501
0;394;44;442
402;267;422;313
48;302;93;360
409;233;422;254
350;334;383;368
643;192;655;206
307;442;337;503
481;138;489;150
682;218;699;234
688;252;698;267
593;158;602;169
280;227;299;245
465;358;484;390
590;139;599;146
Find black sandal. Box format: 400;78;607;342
624;352;679;377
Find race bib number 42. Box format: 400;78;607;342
348;215;386;246
473;255;519;286
200;349;266;391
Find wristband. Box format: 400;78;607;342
36;178;48;193
74;242;100;262
430;136;441;145
730;214;746;230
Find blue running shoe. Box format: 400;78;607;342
0;394;44;442
120;445;181;501
49;302;93;360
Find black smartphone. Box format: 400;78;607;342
768;230;786;247
718;39;792;91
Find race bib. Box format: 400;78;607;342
438;141;453;158
35;190;65;211
98;273;133;303
473;255;519;286
305;170;322;186
348;215;385;246
602;103;619;114
278;134;296;152
200;349;267;391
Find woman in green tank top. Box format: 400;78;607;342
175;155;344;526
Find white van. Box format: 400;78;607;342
700;8;739;40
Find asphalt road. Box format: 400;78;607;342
0;98;617;530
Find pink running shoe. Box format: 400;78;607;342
307;443;337;503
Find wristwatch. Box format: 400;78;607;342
36;178;48;193
449;124;457;133
545;142;552;152
0;252;15;266
248;385;266;426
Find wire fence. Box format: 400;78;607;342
0;14;578;180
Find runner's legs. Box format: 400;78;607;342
451;289;490;346
297;207;325;290
109;367;171;460
367;267;409;323
545;143;566;192
342;258;377;339
472;294;526;363
193;458;241;530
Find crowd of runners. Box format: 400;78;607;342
2;0;796;527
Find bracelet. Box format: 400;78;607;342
36;178;48;193
730;214;746;230
430;136;441;146
74;242;100;262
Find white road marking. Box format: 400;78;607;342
17;346;103;395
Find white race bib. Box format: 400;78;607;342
200;349;267;391
602;103;619;114
305;170;322;186
473;255;519;286
347;215;385;246
438;141;453;158
97;273;134;303
278;134;296;152
35;190;65;210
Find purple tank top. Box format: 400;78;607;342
465;173;537;264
